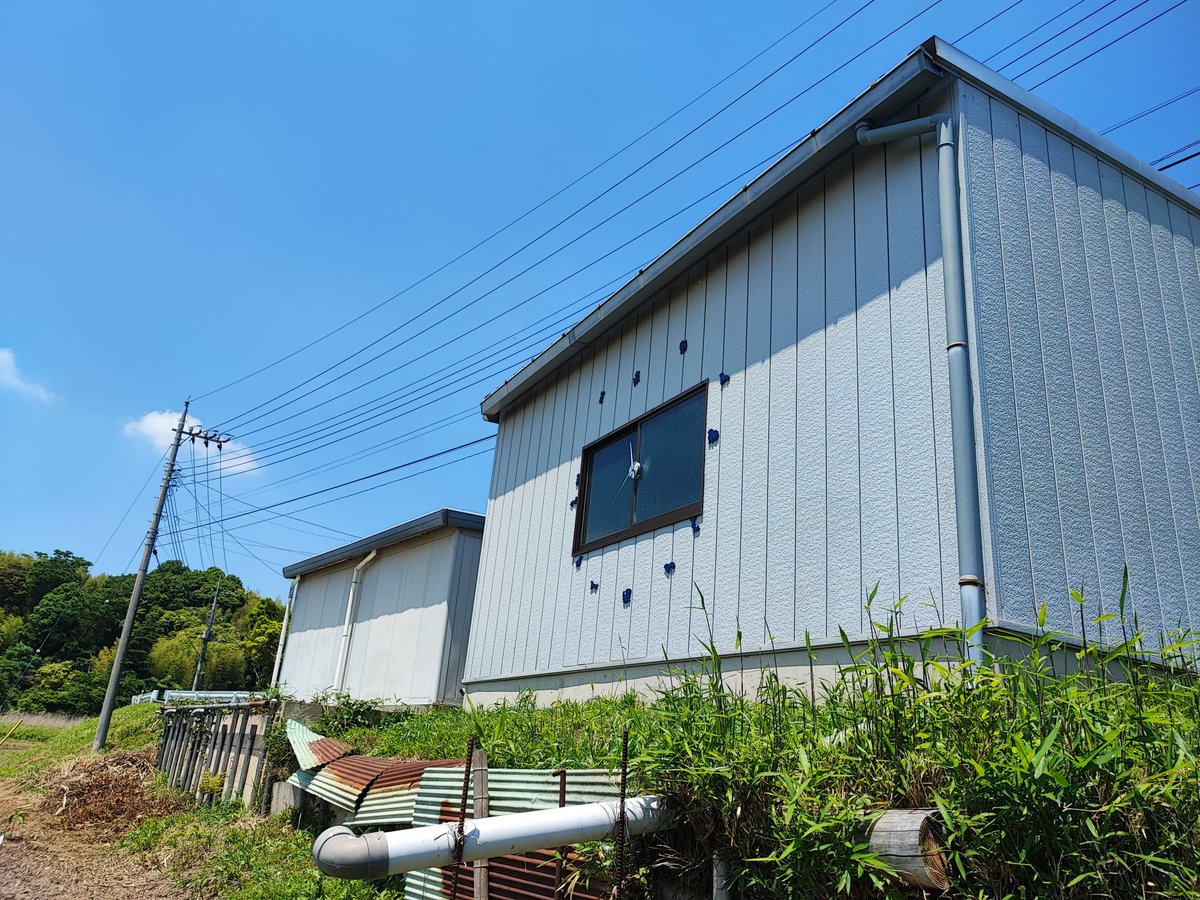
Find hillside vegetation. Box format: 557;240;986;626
0;549;282;713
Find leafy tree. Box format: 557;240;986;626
0;551;32;614
149;628;246;690
19;581;123;662
25;549;90;607
235;591;284;688
0;610;21;651
16;659;104;714
0;550;279;710
0;641;36;709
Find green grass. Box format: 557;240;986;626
0;702;160;777
7;590;1197;899
122;804;405;900
305;598;1200;900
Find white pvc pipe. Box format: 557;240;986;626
313;795;669;880
270;576;300;689
333;550;377;692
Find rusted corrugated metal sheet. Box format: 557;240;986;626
404;766;615;900
286;719;352;772
342;759;459;826
291;747;461;816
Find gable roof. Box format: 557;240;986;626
282;508;485;579
479;35;1200;424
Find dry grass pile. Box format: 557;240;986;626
35;747;184;834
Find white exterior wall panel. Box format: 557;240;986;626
960;81;1200;644
282;524;483;703
342;533;455;704
465;124;960;686
279;564;354;698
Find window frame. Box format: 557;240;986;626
572;380;709;555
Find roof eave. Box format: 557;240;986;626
281;508;485;579
479;43;946;423
924;35;1200;214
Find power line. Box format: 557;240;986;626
181;135;800;474
238;408;479;499
217;443;497;539
1161;149;1200;170
1028;0;1192;90
984;0;1096;66
1151;138;1200;166
92;449;167;568
1100;83;1200;133
1012;0;1155;81
209;0;945;446
998;0;1125;74
209;0;882;431
172;435;497;534
955;0;1030;43
189;0;845;405
220;260;638;447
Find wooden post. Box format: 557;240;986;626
472;747;489;900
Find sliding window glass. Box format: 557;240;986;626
573;382;707;554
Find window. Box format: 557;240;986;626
573;382;708;554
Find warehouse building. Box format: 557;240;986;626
276;509;484;705
462;37;1200;701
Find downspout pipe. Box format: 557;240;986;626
856;115;986;667
313;795;669;880
270;576;300;689
333;550;377;692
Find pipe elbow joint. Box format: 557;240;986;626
313;826;391;881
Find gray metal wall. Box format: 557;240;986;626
465;98;960;687
960;81;1200;644
281;528;483;702
279;562;354;698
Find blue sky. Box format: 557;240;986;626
2;0;1197;599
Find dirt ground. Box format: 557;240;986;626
0;768;186;900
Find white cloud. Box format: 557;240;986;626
0;349;55;402
124;409;259;474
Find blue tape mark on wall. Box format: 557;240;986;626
574;556;583;569
632;370;641;386
599;390;605;404
719;372;730;386
679;339;688;354
622;588;632;605
690;516;700;535
707;428;719;446
590;581;599;593
570;497;577;509
663;561;676;576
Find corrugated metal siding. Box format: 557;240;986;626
405;767;616;900
343;531;456;703
280;563;354;698
439;531;483;704
465;91;958;685
960;81;1200;643
282;528;482;703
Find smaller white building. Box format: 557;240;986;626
277;509;484;705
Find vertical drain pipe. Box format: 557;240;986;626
270;576;300;689
334;551;377;692
856;114;986;666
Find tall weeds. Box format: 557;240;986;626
324;596;1199;899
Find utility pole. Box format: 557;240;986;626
191;576;224;691
187;425;229;693
93;402;189;753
